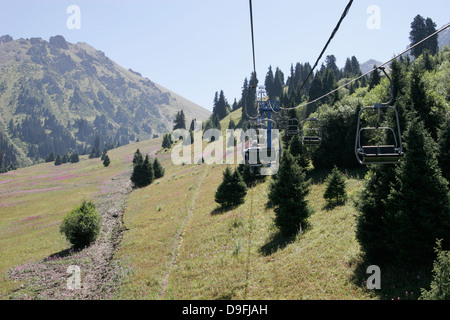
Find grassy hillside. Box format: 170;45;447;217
1;107;437;300
0;137;161;299
114;109;377;300
0;35;210;168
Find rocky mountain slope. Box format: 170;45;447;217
0;35;210;168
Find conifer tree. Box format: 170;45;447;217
162;133;172;149
54;154;62;166
385;117;450;266
153;158;165;179
103;155;110;167
215;167;247;208
288;134;309;169
173;110;186;130
133;149;143;164
268;151;312;236
437;116;450;182
369;65;381;90
323;166;347;205
46;152;55;163
356;164;396;263
62;153;69;164
70;152;79;163
131;154;154;188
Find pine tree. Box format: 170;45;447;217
385;117;450;266
173;110;186;130
162;133;172;149
437;116;450;182
130;154;154;188
268;151;312;236
369;65;381;90
101;147;107;161
103;155;110;167
62;153;69;164
228;118;236;130
410;15;438;58
46;152;55;163
70;152;79;163
288;134;309;169
89;147;97;159
212;90;230;120
265;66;275;99
54;154;62;166
153;158;165;179
133;149;143;164
215;167;247;208
94;134;101;158
356;164;396;263
323;166;347;205
420;240;450;300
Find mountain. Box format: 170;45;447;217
360;59;384;74
0;35;210;169
438;24;450;49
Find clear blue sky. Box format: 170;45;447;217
1;0;449;111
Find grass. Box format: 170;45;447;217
0;108;432;300
113;112;378;299
0;138;161;298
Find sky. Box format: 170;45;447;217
0;0;449;111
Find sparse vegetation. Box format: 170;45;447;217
59;200;101;249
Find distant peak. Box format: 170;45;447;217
0;35;13;44
49;35;69;50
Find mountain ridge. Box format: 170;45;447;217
0;35;210;169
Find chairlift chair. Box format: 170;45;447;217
301;117;322;146
286;118;300;136
355;104;403;164
354;67;403;165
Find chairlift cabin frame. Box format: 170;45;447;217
286;118;300;136
301;117;322;146
242;100;281;176
355;104;403;164
355;67;403;165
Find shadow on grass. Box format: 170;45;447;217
260;222;310;257
260;231;296;256
43;247;82;261
322;200;346;211
306;167;369;185
350;254;433;300
210;204;242;215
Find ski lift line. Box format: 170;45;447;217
284;22;450;111
286;0;354;109
243;0;259;121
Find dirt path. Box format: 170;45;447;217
158;166;208;299
7;166;133;299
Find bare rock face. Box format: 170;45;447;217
49;35;69;50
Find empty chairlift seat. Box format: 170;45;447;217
355;104;404;165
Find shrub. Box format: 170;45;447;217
54;154;62;166
323;166;347;205
153;158;165;179
103;155;110;167
60;200;101;249
420;240;450;300
131;154;154;188
215;167;247;208
268;151;312;236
